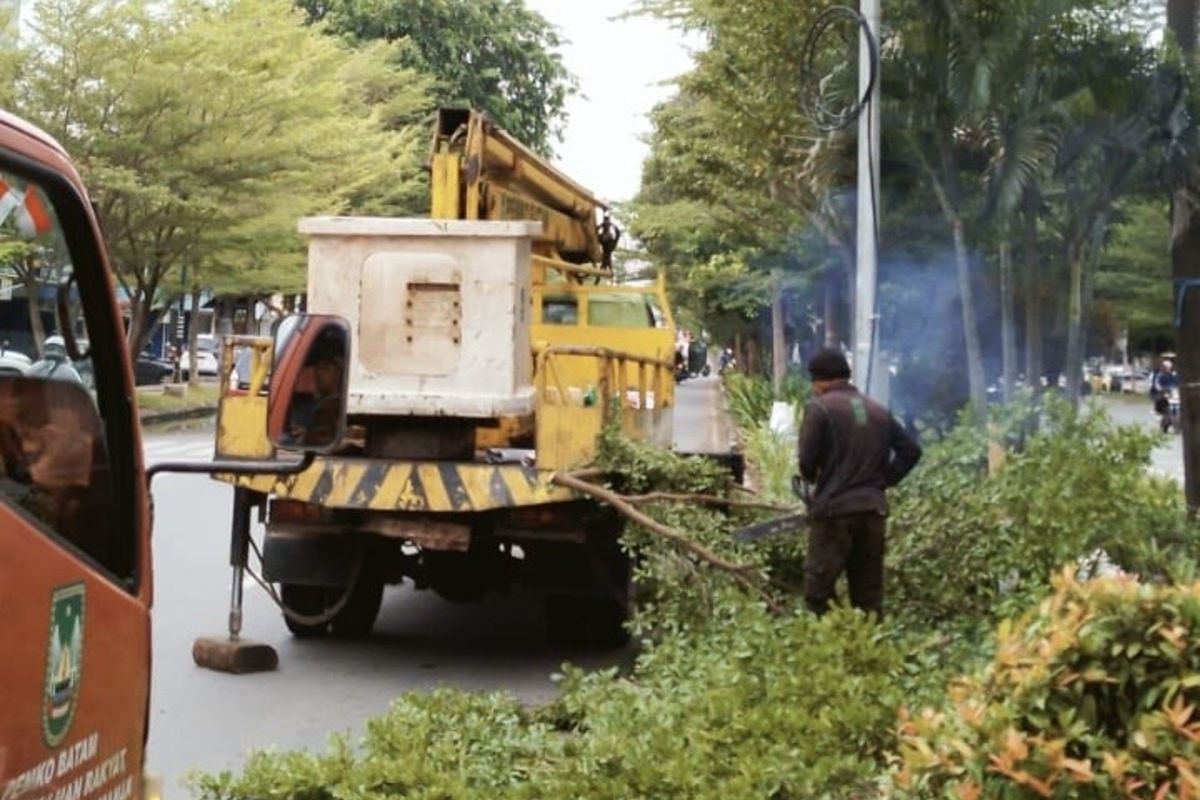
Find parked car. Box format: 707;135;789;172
134;355;173;385
1087;365;1132;393
178;334;219;378
0;344;32;376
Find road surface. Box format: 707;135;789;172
672;375;736;456
1094;394;1184;482
141;423;633;794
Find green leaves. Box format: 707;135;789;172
296;0;575;156
893;572;1200;799
16;0;430;355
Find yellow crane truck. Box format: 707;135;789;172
208;109;677;646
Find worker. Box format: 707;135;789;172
285;336;345;447
598;211;621;270
796;347;922;617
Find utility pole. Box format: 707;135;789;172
853;0;881;398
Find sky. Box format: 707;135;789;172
523;1;697;206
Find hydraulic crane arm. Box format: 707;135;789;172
429;107;610;272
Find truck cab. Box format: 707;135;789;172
0;112;153;800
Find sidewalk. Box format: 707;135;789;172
137;383;219;425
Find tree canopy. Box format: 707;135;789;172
13;0;429;355
295;0;575;155
632;0;1182;418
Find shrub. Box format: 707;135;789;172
888;397;1194;625
189;402;1200;800
723;370;810;430
191;608;911;800
724;371;778;430
892;569;1200;799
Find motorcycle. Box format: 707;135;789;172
1157;388;1182;434
718;348;737;375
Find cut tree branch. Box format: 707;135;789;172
553;472;784;614
623;491;796;512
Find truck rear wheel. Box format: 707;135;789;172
329;577;384;638
280;584;331;638
279;574;384;639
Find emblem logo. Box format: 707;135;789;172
42;582;85;748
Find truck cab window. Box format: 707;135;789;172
0;169;130;584
542;295;578;325
588;293;660;328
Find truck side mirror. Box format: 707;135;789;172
267;314;351;454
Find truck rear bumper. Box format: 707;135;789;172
216;457;576;512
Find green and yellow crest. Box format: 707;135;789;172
42;582;85;748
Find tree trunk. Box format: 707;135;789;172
127;297;148;365
1064;241;1085;407
125;273;165;364
1023;191;1043;396
21;267;45;358
824;268;839;347
952;219;988;414
1169;0;1200;519
999;239;1017;403
1168;0;1198;53
771;273;785;394
1172;195;1200;519
186;286;203;387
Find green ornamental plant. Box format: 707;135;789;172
891;568;1200;799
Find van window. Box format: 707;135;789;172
0;168;133;585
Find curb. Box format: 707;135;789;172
139;405;217;425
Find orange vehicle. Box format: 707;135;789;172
0;110;154;800
0;111;350;798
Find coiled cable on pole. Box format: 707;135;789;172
800;5;879;132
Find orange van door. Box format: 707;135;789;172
0;139;150;800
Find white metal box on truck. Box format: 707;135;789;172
299;217;539;419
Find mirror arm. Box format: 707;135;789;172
146;451;315;490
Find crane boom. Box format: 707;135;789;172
429;107;608;273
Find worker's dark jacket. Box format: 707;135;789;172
797;383;922;519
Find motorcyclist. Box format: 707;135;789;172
1152;359;1180;433
718;347;736;374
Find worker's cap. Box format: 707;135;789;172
807;347;851;381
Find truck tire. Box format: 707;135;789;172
280;584;331;638
329;576;384;638
280;576;384;639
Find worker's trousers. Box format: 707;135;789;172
803;512;886;616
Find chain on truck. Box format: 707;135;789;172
207;108;682;650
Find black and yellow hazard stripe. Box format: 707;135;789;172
219;457;576;512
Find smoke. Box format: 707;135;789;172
878;245;1003;430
